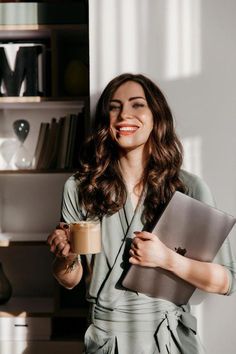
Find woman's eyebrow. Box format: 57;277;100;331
129;96;146;101
110;97;146;103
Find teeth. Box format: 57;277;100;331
119;127;137;131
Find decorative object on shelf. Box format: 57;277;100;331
0;138;19;169
0;43;45;97
13;119;32;169
64;60;89;96
0;262;12;305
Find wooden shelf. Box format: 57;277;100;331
0;2;89;339
0;24;88;32
0;169;77;175
0;96;88;109
0;232;50;244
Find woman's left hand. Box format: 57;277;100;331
129;231;172;268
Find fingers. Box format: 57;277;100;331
129;247;140;258
130;241;141;256
129;231;155;262
129;237;143;261
129;255;140;265
47;224;70;257
47;229;66;247
131;231;153;249
134;231;154;240
58;222;70;239
58;222;69;232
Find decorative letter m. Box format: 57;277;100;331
0;44;44;97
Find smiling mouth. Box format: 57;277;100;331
116;126;139;135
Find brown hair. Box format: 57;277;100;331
75;73;186;223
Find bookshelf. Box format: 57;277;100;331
0;2;89;353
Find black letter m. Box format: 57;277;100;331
0;45;43;97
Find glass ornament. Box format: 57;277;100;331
13;119;32;169
0;139;19;169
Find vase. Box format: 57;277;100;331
0;263;12;305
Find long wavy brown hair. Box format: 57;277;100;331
75;73;186;224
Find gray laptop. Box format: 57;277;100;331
122;191;236;305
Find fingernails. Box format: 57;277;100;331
63;224;69;229
134;231;141;234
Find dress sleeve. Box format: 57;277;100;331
213;237;236;295
186;171;236;296
61;176;86;223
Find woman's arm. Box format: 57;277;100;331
52;254;83;289
129;231;229;295
47;223;83;289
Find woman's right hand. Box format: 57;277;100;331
47;223;83;288
47;222;71;258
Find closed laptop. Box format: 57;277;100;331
122;191;236;305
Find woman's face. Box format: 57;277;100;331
109;81;154;152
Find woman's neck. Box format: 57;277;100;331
118;148;148;193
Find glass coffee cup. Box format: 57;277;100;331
69;220;101;254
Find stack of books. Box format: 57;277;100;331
33;109;85;170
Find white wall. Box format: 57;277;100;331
89;0;236;352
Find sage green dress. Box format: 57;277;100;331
61;170;236;354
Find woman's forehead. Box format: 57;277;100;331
111;81;146;100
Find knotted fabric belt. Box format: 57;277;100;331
91;303;197;353
154;309;197;353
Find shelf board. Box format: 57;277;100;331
0;297;54;317
0;96;88;109
0;24;88;32
0;169;77;175
0;232;49;244
0;96;42;103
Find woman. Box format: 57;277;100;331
47;73;236;353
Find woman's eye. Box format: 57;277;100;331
132;103;145;109
109;105;120;112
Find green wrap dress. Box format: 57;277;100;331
61;170;236;354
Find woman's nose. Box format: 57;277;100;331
119;105;132;119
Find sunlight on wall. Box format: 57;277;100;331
181;135;204;340
164;0;201;80
89;0;202;114
89;0;141;107
182;136;202;177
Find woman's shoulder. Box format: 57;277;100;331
64;174;78;190
62;174;85;222
63;174;81;200
179;169;215;206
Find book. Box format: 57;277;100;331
56;114;72;169
34;122;50;169
65;114;78;169
37;118;57;169
43;118;60;169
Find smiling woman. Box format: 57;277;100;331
109;81;154;154
75;73;186;222
47;73;236;354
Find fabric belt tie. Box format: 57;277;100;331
91;304;197;353
154;310;197;354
